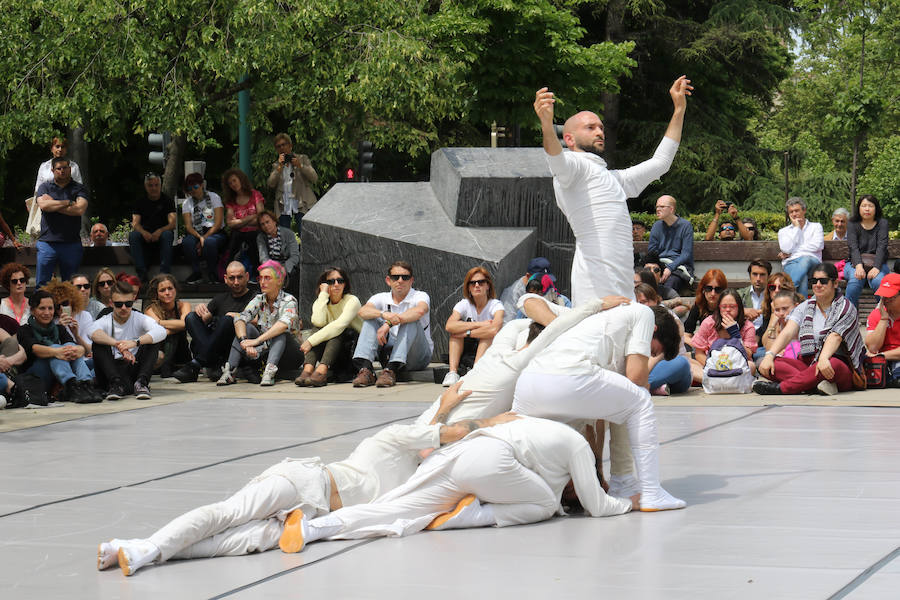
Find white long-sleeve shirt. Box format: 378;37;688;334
415;298;605;425
34;158;82;196
547;137;679;304
89;311;167;359
777;219;824;266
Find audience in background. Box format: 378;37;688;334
0;263;31;325
181;172;226;285
442;267;504;386
129;172;177;282
90;268;118;319
222;168;265;272
777;197;823;298
824;207;849;241
865;274;900;388
845;195;891;308
143;275;192;379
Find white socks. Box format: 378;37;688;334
305;513;344;543
97;538;141;571
608;474;640;499
117;539;161;576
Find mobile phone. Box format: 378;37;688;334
61;305;72;317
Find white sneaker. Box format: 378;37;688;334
817;379;838;396
216;363;235;386
441;371;460;387
0;395;6;410
639;487;687;512
427;494;496;530
261;364;278;386
608;474;641;498
117;540;160;576
98;538;136;570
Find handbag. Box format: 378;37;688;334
864;354;888;389
25;196;42;237
860;253;877;271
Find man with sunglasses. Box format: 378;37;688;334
34;157;89;288
129;173;177;283
703;200;754;241
90;281;166;400
173;262;256;383
352;261;432;388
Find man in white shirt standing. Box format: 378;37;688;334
352;261;432;388
533;76;692;304
777;197;824;298
90;281;167;400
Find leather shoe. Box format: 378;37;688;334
375;368;396;388
752;380;782;395
352;367;376;388
309;371;328;387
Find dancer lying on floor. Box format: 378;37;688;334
277;416;636;553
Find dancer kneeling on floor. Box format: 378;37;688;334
278;416;635;554
754;262;866;396
90;281;167;401
219;260;302;387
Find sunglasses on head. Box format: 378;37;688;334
9;277;26;284
75;283;91;290
469;279;489;286
768;283;791;291
325;278;345;285
98;280;115;287
113;300;134;308
388;274;412;281
703;285;725;294
809;277;833;285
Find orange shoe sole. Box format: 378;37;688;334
117;547;133;576
427;494;476;530
279;509;306;553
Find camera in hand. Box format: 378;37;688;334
283;153;295;164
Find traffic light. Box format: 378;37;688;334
148;132;171;168
344;167;356;181
358;140;374;182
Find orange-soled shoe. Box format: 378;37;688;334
279;509;307;553
426;494;476;530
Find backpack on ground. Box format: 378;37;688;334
9;373;50;408
701;337;755;394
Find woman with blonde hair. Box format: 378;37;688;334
442;266;504;386
144;274;192;378
91;268;117;318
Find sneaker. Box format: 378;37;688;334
752;380;782;395
77;381;102;404
185;272;204;285
279;509;308;553
105;381;129;401
205;367;223;382
117;540;161;576
216;363;235;386
173;363;200;383
65;379;84;403
650;384;670;396
441;371;460;387
0;395;6;410
375;368;397;388
134;381;152;400
352;367;376;388
309;370;328;387
261;364;278;386
816;379;838;396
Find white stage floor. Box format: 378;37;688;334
1;395;899;599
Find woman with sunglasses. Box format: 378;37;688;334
753;272;799;361
0;263;31;325
222;168;265;273
90;268;117;318
219;260;302;387
295;267;362;387
180;172;226;285
845;194;891;308
442;267;504;386
683;269;727;382
755;263;866;396
144;274;192;379
690;288;758;373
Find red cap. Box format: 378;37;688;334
874;273;900;298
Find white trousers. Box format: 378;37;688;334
324;437;559;540
149;461;327;562
512;370;661;497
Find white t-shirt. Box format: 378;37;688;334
453;298;503;322
366;288;433;353
89;311;167;359
181;191;224;230
282;165;298;215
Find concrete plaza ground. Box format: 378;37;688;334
1;377;899;599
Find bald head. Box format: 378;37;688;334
562;111;605;155
655;195;678;224
658;195;676;209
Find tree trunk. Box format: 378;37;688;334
162;134;187;201
600;0;625;167
67;126;91;237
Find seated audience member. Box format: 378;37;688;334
442;267;504;386
0;209;22;248
632;220;647;241
18;290;99;403
129;173;177;282
741;217;760;240
690;288;758;374
296;267;362;387
181;172;226;284
777;197;823;298
90;223;110;247
684;269;728;383
634;267;658;291
640;253;679;301
737;259;771;330
143;275;192;378
824;207;849;241
648;194;695;294
174;262;255;383
42;279;92;361
0;263;31;325
845;195;891;308
634;283;692;395
499;257;555;323
704;201;754;241
90;268;117;318
755;263;864;396
352;261;432;388
222;168;264;272
0;326;26;403
865;274;900;387
256;210;299;294
90;281;166;400
758;272;799;335
757;290;800;363
218;260;302;387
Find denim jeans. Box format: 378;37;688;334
648;355;692;394
36;241;84;288
26;342;92;385
186;312;235;368
353;318;432;371
278;213;303;236
129;229;175;277
181;232;227;279
843;262;890;307
783;255;819;297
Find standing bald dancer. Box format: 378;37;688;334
533;76;692;304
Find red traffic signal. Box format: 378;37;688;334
344;167;355;181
